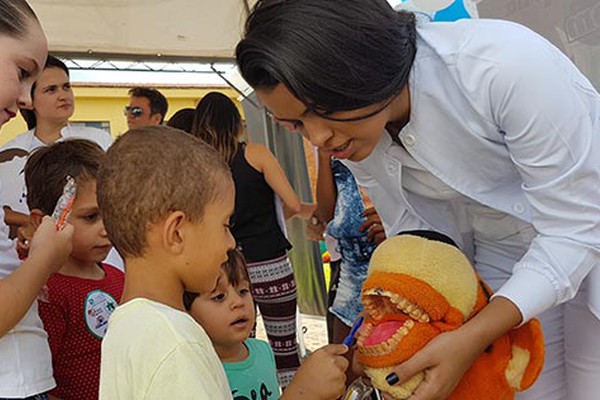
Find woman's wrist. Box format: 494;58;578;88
461;296;523;351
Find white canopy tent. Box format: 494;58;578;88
29;0;256;62
29;1;600;90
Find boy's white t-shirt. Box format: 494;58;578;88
100;298;233;400
0;182;55;397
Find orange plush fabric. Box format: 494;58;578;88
356;234;545;400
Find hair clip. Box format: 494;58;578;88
52;175;77;230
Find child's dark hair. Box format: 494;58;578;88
183;249;250;311
166;108;195;133
25;139;104;215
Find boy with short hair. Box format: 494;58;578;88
97;126;236;399
24;139;124;400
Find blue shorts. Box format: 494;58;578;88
329;236;376;326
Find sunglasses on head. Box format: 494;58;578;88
124;106;144;118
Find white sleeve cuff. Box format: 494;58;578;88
492;267;557;324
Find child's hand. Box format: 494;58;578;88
28;216;73;274
283;344;349;400
359;207;386;244
384;329;481;400
306;214;326;242
16;223;34;259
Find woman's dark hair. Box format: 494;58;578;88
0;0;38;38
183;249;251;311
191;92;242;164
236;0;417;116
166;108;195;133
20;55;70;130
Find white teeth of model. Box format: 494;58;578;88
399;326;409;336
410;309;422;319
397;297;408;308
419;315;430;323
372;345;381;355
380;342;389;352
405;304;415;313
405;319;415;329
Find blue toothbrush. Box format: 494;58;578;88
343;316;364;347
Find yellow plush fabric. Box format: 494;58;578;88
356;235;545;400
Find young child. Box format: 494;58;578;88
23;139;124;400
184;249;279;398
97;126;237;399
186;249;350;400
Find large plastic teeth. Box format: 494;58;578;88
360;319;415;356
356;323;374;347
364;288;432;323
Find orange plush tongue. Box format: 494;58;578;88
364;321;406;346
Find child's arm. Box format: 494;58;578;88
305;151;335;241
0;216;72;337
282;344;349;400
2;207;29;237
314;150;337;224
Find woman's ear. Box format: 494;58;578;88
29;209;45;229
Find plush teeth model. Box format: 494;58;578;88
356;233;545;400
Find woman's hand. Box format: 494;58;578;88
28;216;73;273
359;207;386;244
385;297;522;400
387;329;481;400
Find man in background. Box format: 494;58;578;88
124;87;168;129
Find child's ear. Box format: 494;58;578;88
162;211;186;255
29;209;45;229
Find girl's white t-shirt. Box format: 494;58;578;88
0;182;55;397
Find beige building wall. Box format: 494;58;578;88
0;85;243;145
